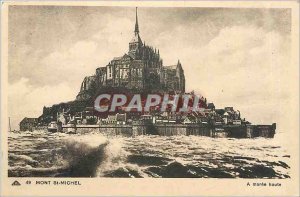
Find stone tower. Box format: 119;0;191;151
128;7;143;58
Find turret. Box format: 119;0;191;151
129;7;143;58
134;7;139;35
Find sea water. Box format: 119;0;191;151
8;130;290;178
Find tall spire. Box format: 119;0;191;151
135;7;139;35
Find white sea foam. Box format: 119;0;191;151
96;137;129;176
9;154;38;164
64;134;108;148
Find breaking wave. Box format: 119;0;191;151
8;131;108;177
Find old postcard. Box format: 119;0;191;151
1;1;299;196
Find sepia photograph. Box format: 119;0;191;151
1;1;299;196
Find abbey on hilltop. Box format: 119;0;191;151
76;8;185;101
21;8;276;139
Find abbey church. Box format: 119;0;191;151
76;8;185;100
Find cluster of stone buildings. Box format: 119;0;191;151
97;105;247;126
19;103;248;131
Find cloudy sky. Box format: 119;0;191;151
8;6;292;132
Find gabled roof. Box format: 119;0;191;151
207;103;215;107
215;109;225;116
223;112;230;116
207;103;215;109
112;56;123;61
112;54;134;61
164;65;177;70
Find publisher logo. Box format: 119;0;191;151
12;180;21;186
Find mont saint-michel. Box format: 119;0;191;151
18;8;276;139
76;8;185;100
